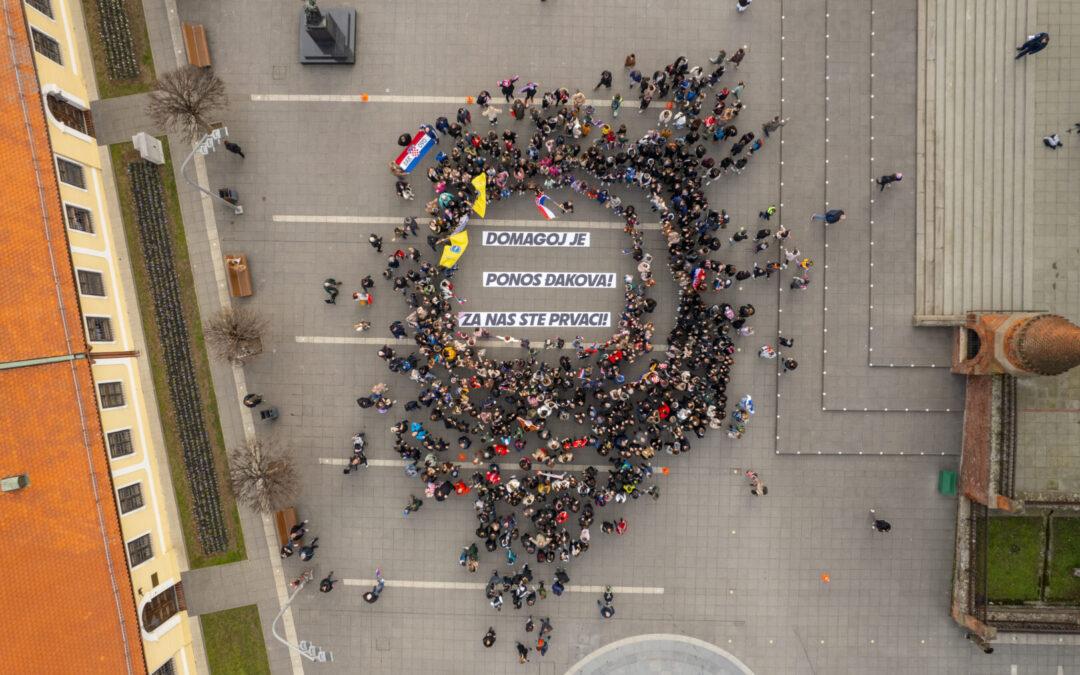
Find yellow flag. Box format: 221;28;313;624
439;231;469;268
471;173;487;218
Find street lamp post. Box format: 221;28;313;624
271;570;333;663
179;126;244;215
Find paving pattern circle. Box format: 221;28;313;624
566;634;756;675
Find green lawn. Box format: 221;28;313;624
80;0;156;98
201;605;271;675
986;515;1045;603
1046;517;1080;601
110;139;245;568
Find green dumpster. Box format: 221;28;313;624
939;470;957;495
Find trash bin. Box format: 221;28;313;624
938;470;957;495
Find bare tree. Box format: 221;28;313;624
204;306;266;365
146;65;227;143
229;436;300;514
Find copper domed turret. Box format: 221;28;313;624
953;312;1080;377
1005;314;1080;376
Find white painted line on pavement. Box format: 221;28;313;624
272;214;660;231
297;336;385;345
251;93;614;107
342;578;664;594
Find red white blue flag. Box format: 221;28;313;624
535;193;558;220
692;267;707;289
395;129;439;173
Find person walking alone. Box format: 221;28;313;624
1015;32;1049;59
223;141;245;158
319;571;337;593
876;172;902;191
811;209;845;224
594;70;613;90
870;509;892;533
322;278;342;304
363;569;385;603
729;47;747;69
762;115;789;136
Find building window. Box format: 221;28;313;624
56;158;85;188
126;533;153;567
25;0;52;18
142;584;185;632
150;659;176;675
77;270;105;297
117;483;144;513
98;381;125;408
47;93;92;136
86;316;113;342
107;429;134;458
65;204;93;233
30;28;62;64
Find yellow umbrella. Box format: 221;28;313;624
439;231;469;267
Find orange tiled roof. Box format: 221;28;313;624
0;364;145;673
0;2;86;364
0;2;145;673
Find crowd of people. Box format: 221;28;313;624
359;52;811;658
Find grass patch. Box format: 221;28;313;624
986;515;1044;603
110;139;245;568
1046;517;1080;601
81;0;156;98
201;605;271;675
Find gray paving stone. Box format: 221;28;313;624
89;0;1080;671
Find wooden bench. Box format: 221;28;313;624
225;254;252;297
181;22;211;68
274;507;298;548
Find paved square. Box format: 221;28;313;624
89;0;1080;672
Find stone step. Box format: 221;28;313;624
915;0;1035;321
